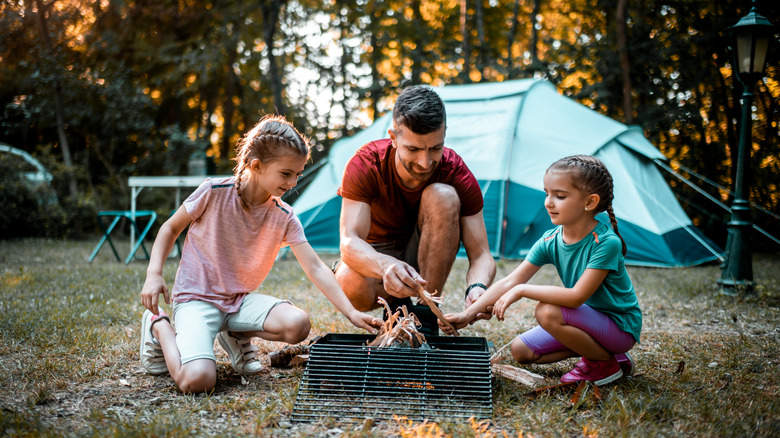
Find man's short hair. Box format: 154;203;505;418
392;85;446;135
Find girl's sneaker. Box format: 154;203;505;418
561;356;623;386
140;309;170;375
615;352;635;377
217;332;264;375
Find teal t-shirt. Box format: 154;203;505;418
525;221;642;342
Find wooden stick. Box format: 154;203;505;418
491;363;546;387
490;340;513;364
413;282;459;336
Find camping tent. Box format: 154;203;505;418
292;79;722;267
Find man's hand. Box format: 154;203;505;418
465;286;492;323
382;261;427;299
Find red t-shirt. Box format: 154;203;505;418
337;138;483;243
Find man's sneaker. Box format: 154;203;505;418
382;297;439;337
217;332;264;375
408;303;439;337
140;309;170;375
560;356;623;386
615;352;635;377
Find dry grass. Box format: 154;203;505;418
0;238;778;437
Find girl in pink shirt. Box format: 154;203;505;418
139;115;380;394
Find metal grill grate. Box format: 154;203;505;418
292;334;493;423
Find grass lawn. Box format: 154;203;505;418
1;238;778;437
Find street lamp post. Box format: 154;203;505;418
718;0;774;295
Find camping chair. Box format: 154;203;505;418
88;210;157;264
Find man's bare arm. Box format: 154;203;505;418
340;198;393;279
339;198;423;298
459;210;497;314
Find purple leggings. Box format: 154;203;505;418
519;304;635;356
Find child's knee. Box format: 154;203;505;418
281;309;311;344
534;302;562;328
510;337;536;364
177;360;216;394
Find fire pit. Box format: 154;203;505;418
291;333;493;423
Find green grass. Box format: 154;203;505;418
1;238;778;437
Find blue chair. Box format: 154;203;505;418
88;210;157;264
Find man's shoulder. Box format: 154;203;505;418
441;146;465;166
354;138;392;158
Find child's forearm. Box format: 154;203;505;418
309;260;360;316
146;224;178;276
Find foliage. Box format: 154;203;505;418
0;0;777;244
0;152;67;238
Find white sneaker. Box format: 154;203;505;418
217;332;264;375
140;309;169;375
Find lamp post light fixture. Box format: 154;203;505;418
718;0;774;295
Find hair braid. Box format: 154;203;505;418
548;154;627;256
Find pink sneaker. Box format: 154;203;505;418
561;356;623;386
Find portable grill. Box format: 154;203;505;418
291;333;493;423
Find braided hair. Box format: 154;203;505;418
548;155;627;256
232;115;310;207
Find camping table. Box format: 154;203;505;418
127;175;230;257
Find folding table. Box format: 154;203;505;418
88;210;157;264
126;175;230;258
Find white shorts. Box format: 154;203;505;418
172;294;288;364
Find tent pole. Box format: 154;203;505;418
654;158;780;248
664;159;780;221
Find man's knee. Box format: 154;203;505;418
420;183;459;213
335;263;380;311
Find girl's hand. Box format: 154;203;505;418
140;273;170;314
492;288;522;321
346;310;382;335
441;311;475;334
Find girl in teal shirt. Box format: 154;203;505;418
444;155;642;385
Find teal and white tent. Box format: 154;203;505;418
293;79;722;267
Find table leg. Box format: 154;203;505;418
130;186;139;250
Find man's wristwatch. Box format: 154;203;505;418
464;283;488;300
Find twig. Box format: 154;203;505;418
412;282;459;336
490;340;513;364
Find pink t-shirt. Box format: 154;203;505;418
172;176;307;313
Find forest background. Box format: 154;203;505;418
0;0;778;252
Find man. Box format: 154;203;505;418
334;85;496;336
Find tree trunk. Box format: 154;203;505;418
368;5;381;121
506;0;520;78
338;5;351;136
410;0;425;84
530;0;540;66
460;0;471;83
221;18;242;160
261;0;286;115
475;0;486;79
33;0;78;199
616;0;633;124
